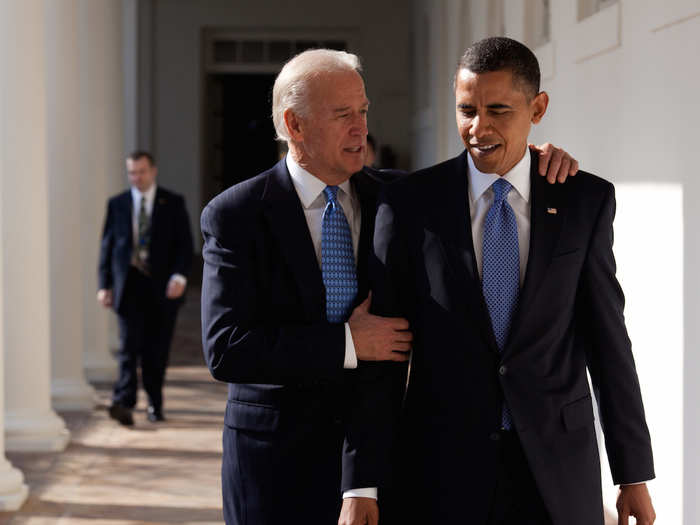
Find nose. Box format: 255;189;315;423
350;112;368;136
470;114;491;139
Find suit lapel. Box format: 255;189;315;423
507;151;567;350
120;191;134;248
432;151;500;354
262;160;325;319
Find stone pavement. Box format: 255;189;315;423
1;286;228;525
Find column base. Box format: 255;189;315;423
0;459;28;511
52;377;97;411
5;409;70;452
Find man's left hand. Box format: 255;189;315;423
529;142;579;184
166;278;186;299
616;483;656;525
338;497;379;525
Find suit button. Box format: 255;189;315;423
490;432;500;441
498;365;507;376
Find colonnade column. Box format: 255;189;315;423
0;1;31;509
46;0;97;412
1;0;70;452
79;0;125;383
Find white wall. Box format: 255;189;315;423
144;0;412;247
415;0;700;523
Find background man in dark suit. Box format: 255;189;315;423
98;151;193;426
373;37;655;525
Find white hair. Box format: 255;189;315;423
272;48;362;142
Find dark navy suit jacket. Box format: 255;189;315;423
200;159;403;524
372;150;654;525
98;186;193;313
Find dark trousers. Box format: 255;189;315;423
486;430;553;525
113;268;179;410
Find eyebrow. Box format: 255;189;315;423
332;101;370;113
457;103;513;109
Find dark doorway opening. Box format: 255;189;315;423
202;73;280;206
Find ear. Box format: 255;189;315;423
530;91;549;124
283;108;305;141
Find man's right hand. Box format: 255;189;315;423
97;289;113;308
349;294;411;362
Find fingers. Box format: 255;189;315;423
389;351;410;362
534;142;552;176
545;148;564;184
617;508;629;525
570;158;579;176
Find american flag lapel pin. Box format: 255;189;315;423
546;207;557;215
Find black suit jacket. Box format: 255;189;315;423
98;186;193;313
372;150;654;525
200;159;402;523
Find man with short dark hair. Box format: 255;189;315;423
98;151;193;425
373;37;655;525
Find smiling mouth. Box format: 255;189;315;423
471;144;501;154
344;146;364;154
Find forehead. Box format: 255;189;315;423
308;70;368;110
455;68;523;100
127;157;151;169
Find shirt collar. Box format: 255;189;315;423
467;148;531;203
131;183;157;204
286;154;353;209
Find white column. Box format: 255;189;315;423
1;0;70;452
0;2;31;510
80;0;125;383
46;0;97;412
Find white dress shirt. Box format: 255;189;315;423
130;184;186;287
286;155;361;369
467;148;531;286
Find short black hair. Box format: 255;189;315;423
127;150;156;166
456;37;540;99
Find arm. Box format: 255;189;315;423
200;201;347;384
576;185;655;522
171;194;194;278
97;199;114;292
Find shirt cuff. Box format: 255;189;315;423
343;323;358;369
620;480;650;486
343;487;378;500
169;274;187;286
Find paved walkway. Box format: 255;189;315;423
1;287;228;525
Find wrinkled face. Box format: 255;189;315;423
455;68;547;175
126;157;157;192
294;70;369;184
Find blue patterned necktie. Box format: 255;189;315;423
482;178;519;430
321;186;358;323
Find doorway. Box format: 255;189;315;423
202;73;280;205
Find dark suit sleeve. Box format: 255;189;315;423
200;202;346;384
98;199;114;290
577;184;655;484
338;187;410;492
171;195;193;278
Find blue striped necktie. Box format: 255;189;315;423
482;178;519;430
321;186;358;323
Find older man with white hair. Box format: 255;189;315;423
201;48;576;525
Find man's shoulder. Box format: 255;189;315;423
107;190;131;207
200;165;280;229
383;153;464;202
561;169;614;201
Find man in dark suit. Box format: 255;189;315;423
98;151;193;426
372;37;656;525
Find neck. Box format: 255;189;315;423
288;143;350;186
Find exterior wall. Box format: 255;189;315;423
413;1;699;523
142;0;412;246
